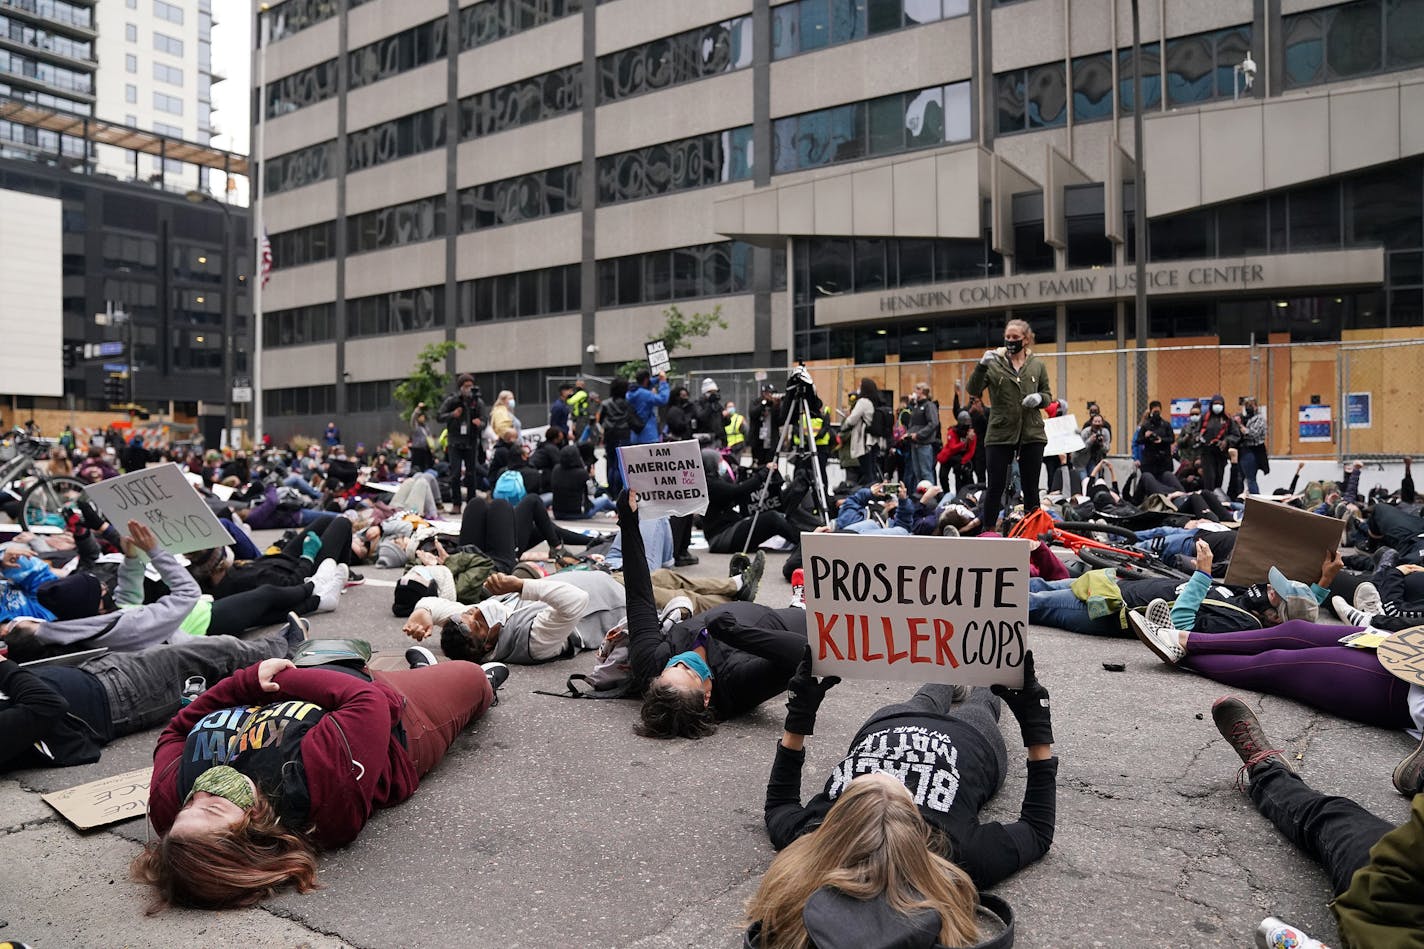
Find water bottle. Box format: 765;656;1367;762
180;675;207;706
1255;917;1333;949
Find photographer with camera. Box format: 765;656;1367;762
1135;400;1175;480
438;374;486;514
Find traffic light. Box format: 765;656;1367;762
63;342;76;369
104;374;126;405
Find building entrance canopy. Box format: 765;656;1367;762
813;247;1384;326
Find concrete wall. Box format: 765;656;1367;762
0;190;63;397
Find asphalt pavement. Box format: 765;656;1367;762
1;524;1416;948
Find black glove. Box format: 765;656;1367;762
783;645;840;737
615;489;636;521
991;650;1053;747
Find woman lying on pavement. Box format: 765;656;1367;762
1207;696;1424;943
618;490;805;739
758;651;1058;895
1129;540;1424;795
0;619;301;772
134;653;496;910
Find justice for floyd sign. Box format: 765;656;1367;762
84;462;229;554
802;533;1029;687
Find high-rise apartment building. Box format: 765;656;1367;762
94;0;225;190
0;0;98;163
253;0;1424;452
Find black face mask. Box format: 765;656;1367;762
1003;339;1024;354
1151;410;1161;418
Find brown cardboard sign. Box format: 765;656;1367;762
41;767;150;830
1222;497;1342;588
1378;626;1424;688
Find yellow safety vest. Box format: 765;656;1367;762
813;413;831;447
725;413;746;448
567;389;589;420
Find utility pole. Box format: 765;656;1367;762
1130;0;1149;422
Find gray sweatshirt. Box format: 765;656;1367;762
35;549;201;653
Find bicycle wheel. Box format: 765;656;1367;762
20;476;87;530
1055;521;1140;544
1077;546;1140;570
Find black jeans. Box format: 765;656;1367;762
982;441;1045;530
708;511;802;554
446;443;482;507
207;582;319;637
1248;760;1393;897
855;445;882;487
291;514;352;567
87;630;290;737
1201;447;1228;494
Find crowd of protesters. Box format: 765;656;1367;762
3;328;1421;948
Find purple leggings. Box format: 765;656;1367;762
1183;620;1413;729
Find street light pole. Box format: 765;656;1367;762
1130;0;1149;423
186;190;235;448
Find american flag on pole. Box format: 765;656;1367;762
259;227;273;288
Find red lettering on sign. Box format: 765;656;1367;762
907;617;931;663
882;616;908;664
933;619;959;668
815;613;844;661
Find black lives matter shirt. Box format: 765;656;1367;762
764;713;1058;888
177;700;327;827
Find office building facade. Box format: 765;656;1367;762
255;0;1424;450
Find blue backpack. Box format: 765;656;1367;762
493;468;527;503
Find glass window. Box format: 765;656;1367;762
596;126;753;206
1288;181;1341;250
125;54;137;73
1386;0;1424;68
1072;53;1112;122
867;92;905;155
597;16;753;104
1025;62;1067;128
1119;42;1161;113
125;83;137;103
1327;1;1382;78
126;23;137;42
1216;198;1268;256
895;239;934;286
1165;32;1215;106
1349;161;1423;250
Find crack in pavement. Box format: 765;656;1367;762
1;815;60;835
260;903;371;949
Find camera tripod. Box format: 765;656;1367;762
741;370;832;555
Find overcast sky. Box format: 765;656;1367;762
210;0;252;160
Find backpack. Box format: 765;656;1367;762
536;623;637;699
601;398;645;440
493;468;527;503
867;403;893;440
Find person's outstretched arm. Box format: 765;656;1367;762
617;491;667;683
765;652;839;848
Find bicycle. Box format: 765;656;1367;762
0;429;88;530
1011;510;1190;581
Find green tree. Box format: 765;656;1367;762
394;340;466;417
617;304;728;378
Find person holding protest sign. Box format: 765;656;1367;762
1;523;337;661
617;490;806;739
701;450;803;555
134;656;495;911
965;319;1054;532
759;650;1058;893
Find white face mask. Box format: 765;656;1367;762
507;399;516;409
1211;404;1224;415
476;594;517;632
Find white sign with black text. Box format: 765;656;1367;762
618;439;708;519
802;533;1029;687
84;462;229;554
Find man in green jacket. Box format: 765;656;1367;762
1212;695;1424;947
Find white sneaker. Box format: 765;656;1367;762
1354;581;1383;615
1127;598;1185;664
311;562;343;612
334;562;350;593
1331;595;1373;628
658;596;694;634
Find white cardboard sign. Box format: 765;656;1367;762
645;339;671;377
83;462;230;554
802;533;1029;687
618;439;708;518
1044;413;1086;455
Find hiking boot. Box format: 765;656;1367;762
1127;598;1185;664
789;568;805;610
1212;696;1293;790
1330;595;1373;629
737;550;766;602
482;661;510;705
284;611;310;653
658;596;694;634
1392;731;1424;797
674;553;700;567
728;552;750;577
405;645;438;669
